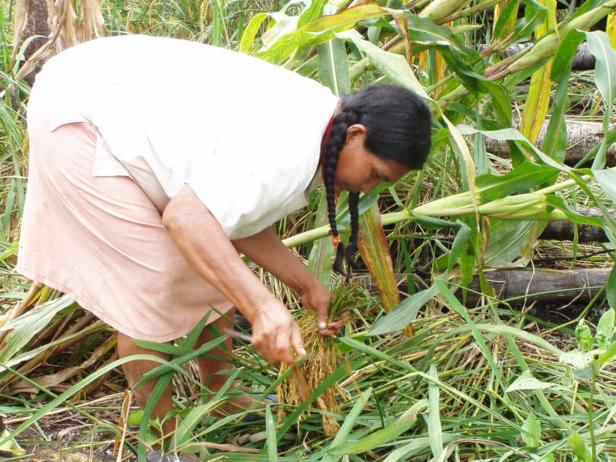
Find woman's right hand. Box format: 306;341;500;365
250;300;306;365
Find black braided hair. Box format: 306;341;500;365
345;191;360;270
322;84;432;277
324;111;361;275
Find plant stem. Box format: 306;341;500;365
589;371;597;461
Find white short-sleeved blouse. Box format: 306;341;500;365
33;34;338;239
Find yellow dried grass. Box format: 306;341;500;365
276;283;378;436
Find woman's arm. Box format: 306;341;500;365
233;227;334;333
232;227;313;294
162;185;305;364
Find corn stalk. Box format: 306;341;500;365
283;166;615;250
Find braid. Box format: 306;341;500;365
323;110;361;276
345;192;360;274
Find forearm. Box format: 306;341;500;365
162;190;274;324
233;227;315;294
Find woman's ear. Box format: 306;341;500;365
345;124;368;144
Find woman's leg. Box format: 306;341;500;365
116;332;177;436
196;309;255;415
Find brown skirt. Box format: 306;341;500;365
16;92;233;342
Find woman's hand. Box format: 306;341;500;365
300;279;345;336
251;300;306;364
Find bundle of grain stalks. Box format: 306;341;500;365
277;282;377;436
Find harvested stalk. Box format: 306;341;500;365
277;283;375;436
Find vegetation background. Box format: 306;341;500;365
1;0;616;460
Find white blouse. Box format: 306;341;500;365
33;34;337;238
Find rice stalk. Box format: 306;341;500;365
277;283;377;436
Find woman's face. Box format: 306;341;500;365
333;124;409;194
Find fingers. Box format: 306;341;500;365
253;317;305;365
318;313;349;337
276;322;305;365
316;301;329;331
291;326;306;361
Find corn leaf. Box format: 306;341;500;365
239;12;270;53
543;195;603;226
594;168;616;203
543;29;586;162
0;295;75;368
265;405;278;461
322;387;373;462
457;124;569;172
338;29;429;99
298;0;329;28
607;266;616;311
327;399;428;455
406;14;478;59
260;12;299;50
475;161;559;202
520;0;556;144
586;31;616;169
368;285;439;336
427;365;444;460
447;220;473;273
608;13;616;49
258;5;384;62
490;1;616;79
317;39;350;95
492;0;520;40
491;0;546;52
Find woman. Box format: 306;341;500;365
17;34;431;431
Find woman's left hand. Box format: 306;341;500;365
300;279;344;336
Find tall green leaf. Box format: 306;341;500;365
258;5;385;63
427;366;444;460
317;39;350;95
368;285;439;336
585;31;616;170
543;29;586;162
328;400;428;455
338;29;429;99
